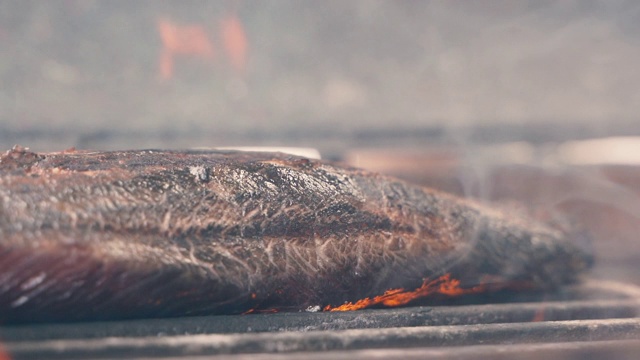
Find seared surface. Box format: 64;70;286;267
0;146;591;323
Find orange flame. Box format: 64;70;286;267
156;18;216;80
156;14;248;80
324;274;486;312
220;14;248;73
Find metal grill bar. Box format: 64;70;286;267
6;318;640;359
2;299;638;342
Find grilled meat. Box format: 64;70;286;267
0;146;592;323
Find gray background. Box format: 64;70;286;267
1;0;639;152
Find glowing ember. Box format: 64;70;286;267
243;308;278;315
324;274;486;312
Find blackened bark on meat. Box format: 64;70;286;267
0;146;592;323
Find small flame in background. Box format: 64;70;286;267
157;18;215;80
324;274;487;312
220;15;248;74
156;14;248;80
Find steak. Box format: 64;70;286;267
0;146;592;323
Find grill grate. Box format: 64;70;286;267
2;280;639;359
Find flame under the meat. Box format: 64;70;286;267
324;274;487;312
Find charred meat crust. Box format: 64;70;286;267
0;146;592;323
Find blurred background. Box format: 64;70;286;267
1;1;640;284
1;0;640;152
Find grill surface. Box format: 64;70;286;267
2;279;639;359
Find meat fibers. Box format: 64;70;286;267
0;146;592;323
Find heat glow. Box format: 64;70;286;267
220;14;248;73
156;14;248;80
324;274;486;312
157;18;216;80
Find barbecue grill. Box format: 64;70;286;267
2;1;640;359
2;279;639;359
